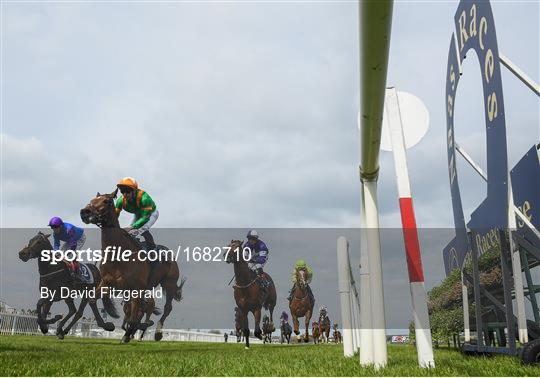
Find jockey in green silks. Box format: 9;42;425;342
287;259;315;304
114;177;158;250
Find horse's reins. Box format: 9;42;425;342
292;277;308;300
233;276;259;289
40;268;66;278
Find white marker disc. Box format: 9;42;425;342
380;90;429;152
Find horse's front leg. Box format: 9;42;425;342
122;298;141;343
36;298;49;334
61;299;88;337
241;311;250;349
253;308;262;340
304;310;312;343
89;281;115;331
291;312;300;335
56;299;77;339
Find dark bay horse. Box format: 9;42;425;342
262;315;274;344
318;309;331;343
225;240;276;348
18;232;115;338
312;321;320;344
280;318;292;344
289;268;314;342
333;323;342;343
80;190;185;342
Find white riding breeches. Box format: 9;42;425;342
129;210;159;238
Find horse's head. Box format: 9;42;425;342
224;240;244;264
80;190;118;226
296;268;307;288
19;232;51;262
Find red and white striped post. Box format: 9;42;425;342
384;88;435;368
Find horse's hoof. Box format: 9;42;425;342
56;329;64;338
103;322;115;332
154;332;163;342
244;346;249;350
293;330;300;335
40;327;49;335
146;320;154;327
121;335;131;344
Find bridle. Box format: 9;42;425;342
84;200;112;227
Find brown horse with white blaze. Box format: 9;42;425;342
225;240;276;348
80;190;185;342
289;268;314;342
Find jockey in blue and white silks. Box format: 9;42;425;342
243;229;269;288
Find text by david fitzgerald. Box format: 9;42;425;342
40;287;163;302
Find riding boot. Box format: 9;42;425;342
256;268;268;291
141;231;156;251
287;285;295;302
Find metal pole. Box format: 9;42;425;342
521;247;540;325
385;88;434;368
351;290;359;352
461;270;471;342
337;236;354;357
499;54;540;96
357;0;393;368
499;230;517;355
471;239;484;350
508;175;528;344
359;183;374;365
363;179;387;369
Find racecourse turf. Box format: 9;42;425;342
1;335;539;376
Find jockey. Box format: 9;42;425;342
287;259;315;304
48;217;87;282
280;311;289;323
115;177;158;250
243;229;270;288
319;305;329;323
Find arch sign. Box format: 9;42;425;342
445;0;508;267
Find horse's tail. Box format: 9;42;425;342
102;296;120;319
153;307;162;315
174;276;187;302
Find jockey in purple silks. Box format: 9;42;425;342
280;311;289;323
48;217;87;282
243;229;270;289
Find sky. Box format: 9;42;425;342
1;1;539;330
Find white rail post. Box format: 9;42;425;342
337;236;354;357
363;180;388;369
11;315;17;335
359;183;374;365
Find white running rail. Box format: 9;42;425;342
0;312;261;343
337;237;361;357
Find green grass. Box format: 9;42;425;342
0;335;538;376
